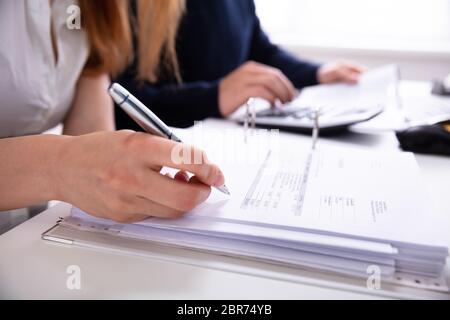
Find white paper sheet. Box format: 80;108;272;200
294;64;399;113
165;142;449;252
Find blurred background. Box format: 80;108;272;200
255;0;450;80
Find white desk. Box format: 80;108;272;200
1;82;449;300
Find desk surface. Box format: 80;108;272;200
1;81;449;299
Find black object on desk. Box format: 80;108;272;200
432;78;450;97
396;122;450;156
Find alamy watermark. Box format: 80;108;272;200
66;5;81;30
66;265;81;290
366;265;381;290
170;121;281;168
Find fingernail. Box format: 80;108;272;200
214;170;225;187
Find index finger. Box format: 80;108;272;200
252;63;296;101
272;69;296;101
344;62;367;74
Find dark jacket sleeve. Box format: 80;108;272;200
116;74;222;129
248;2;321;89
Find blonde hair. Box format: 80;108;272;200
79;0;185;82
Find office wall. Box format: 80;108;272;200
255;0;450;82
285;44;450;82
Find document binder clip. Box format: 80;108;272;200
244;98;321;148
244;97;256;142
311;108;320;150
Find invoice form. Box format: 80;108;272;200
186;142;449;250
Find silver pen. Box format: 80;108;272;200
108;83;230;195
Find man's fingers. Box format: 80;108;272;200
272;70;296;101
245;62;295;102
334;62;366;83
337;67;359;84
343;62;367;73
252;74;292;103
346;71;360;84
247;85;277;105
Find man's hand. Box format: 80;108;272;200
219;61;296;116
317;61;366;85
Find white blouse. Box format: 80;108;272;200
0;0;89;138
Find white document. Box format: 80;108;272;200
118;222;396;277
156;141;449;252
69;207;397;278
294;64;399;114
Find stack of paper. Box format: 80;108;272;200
66;134;449;285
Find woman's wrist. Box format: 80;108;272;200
0;134;72;210
44;135;75;203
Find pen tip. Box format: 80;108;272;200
218;185;231;195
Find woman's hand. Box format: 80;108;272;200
219;61;296;116
317;61;366;85
53;130;225;223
